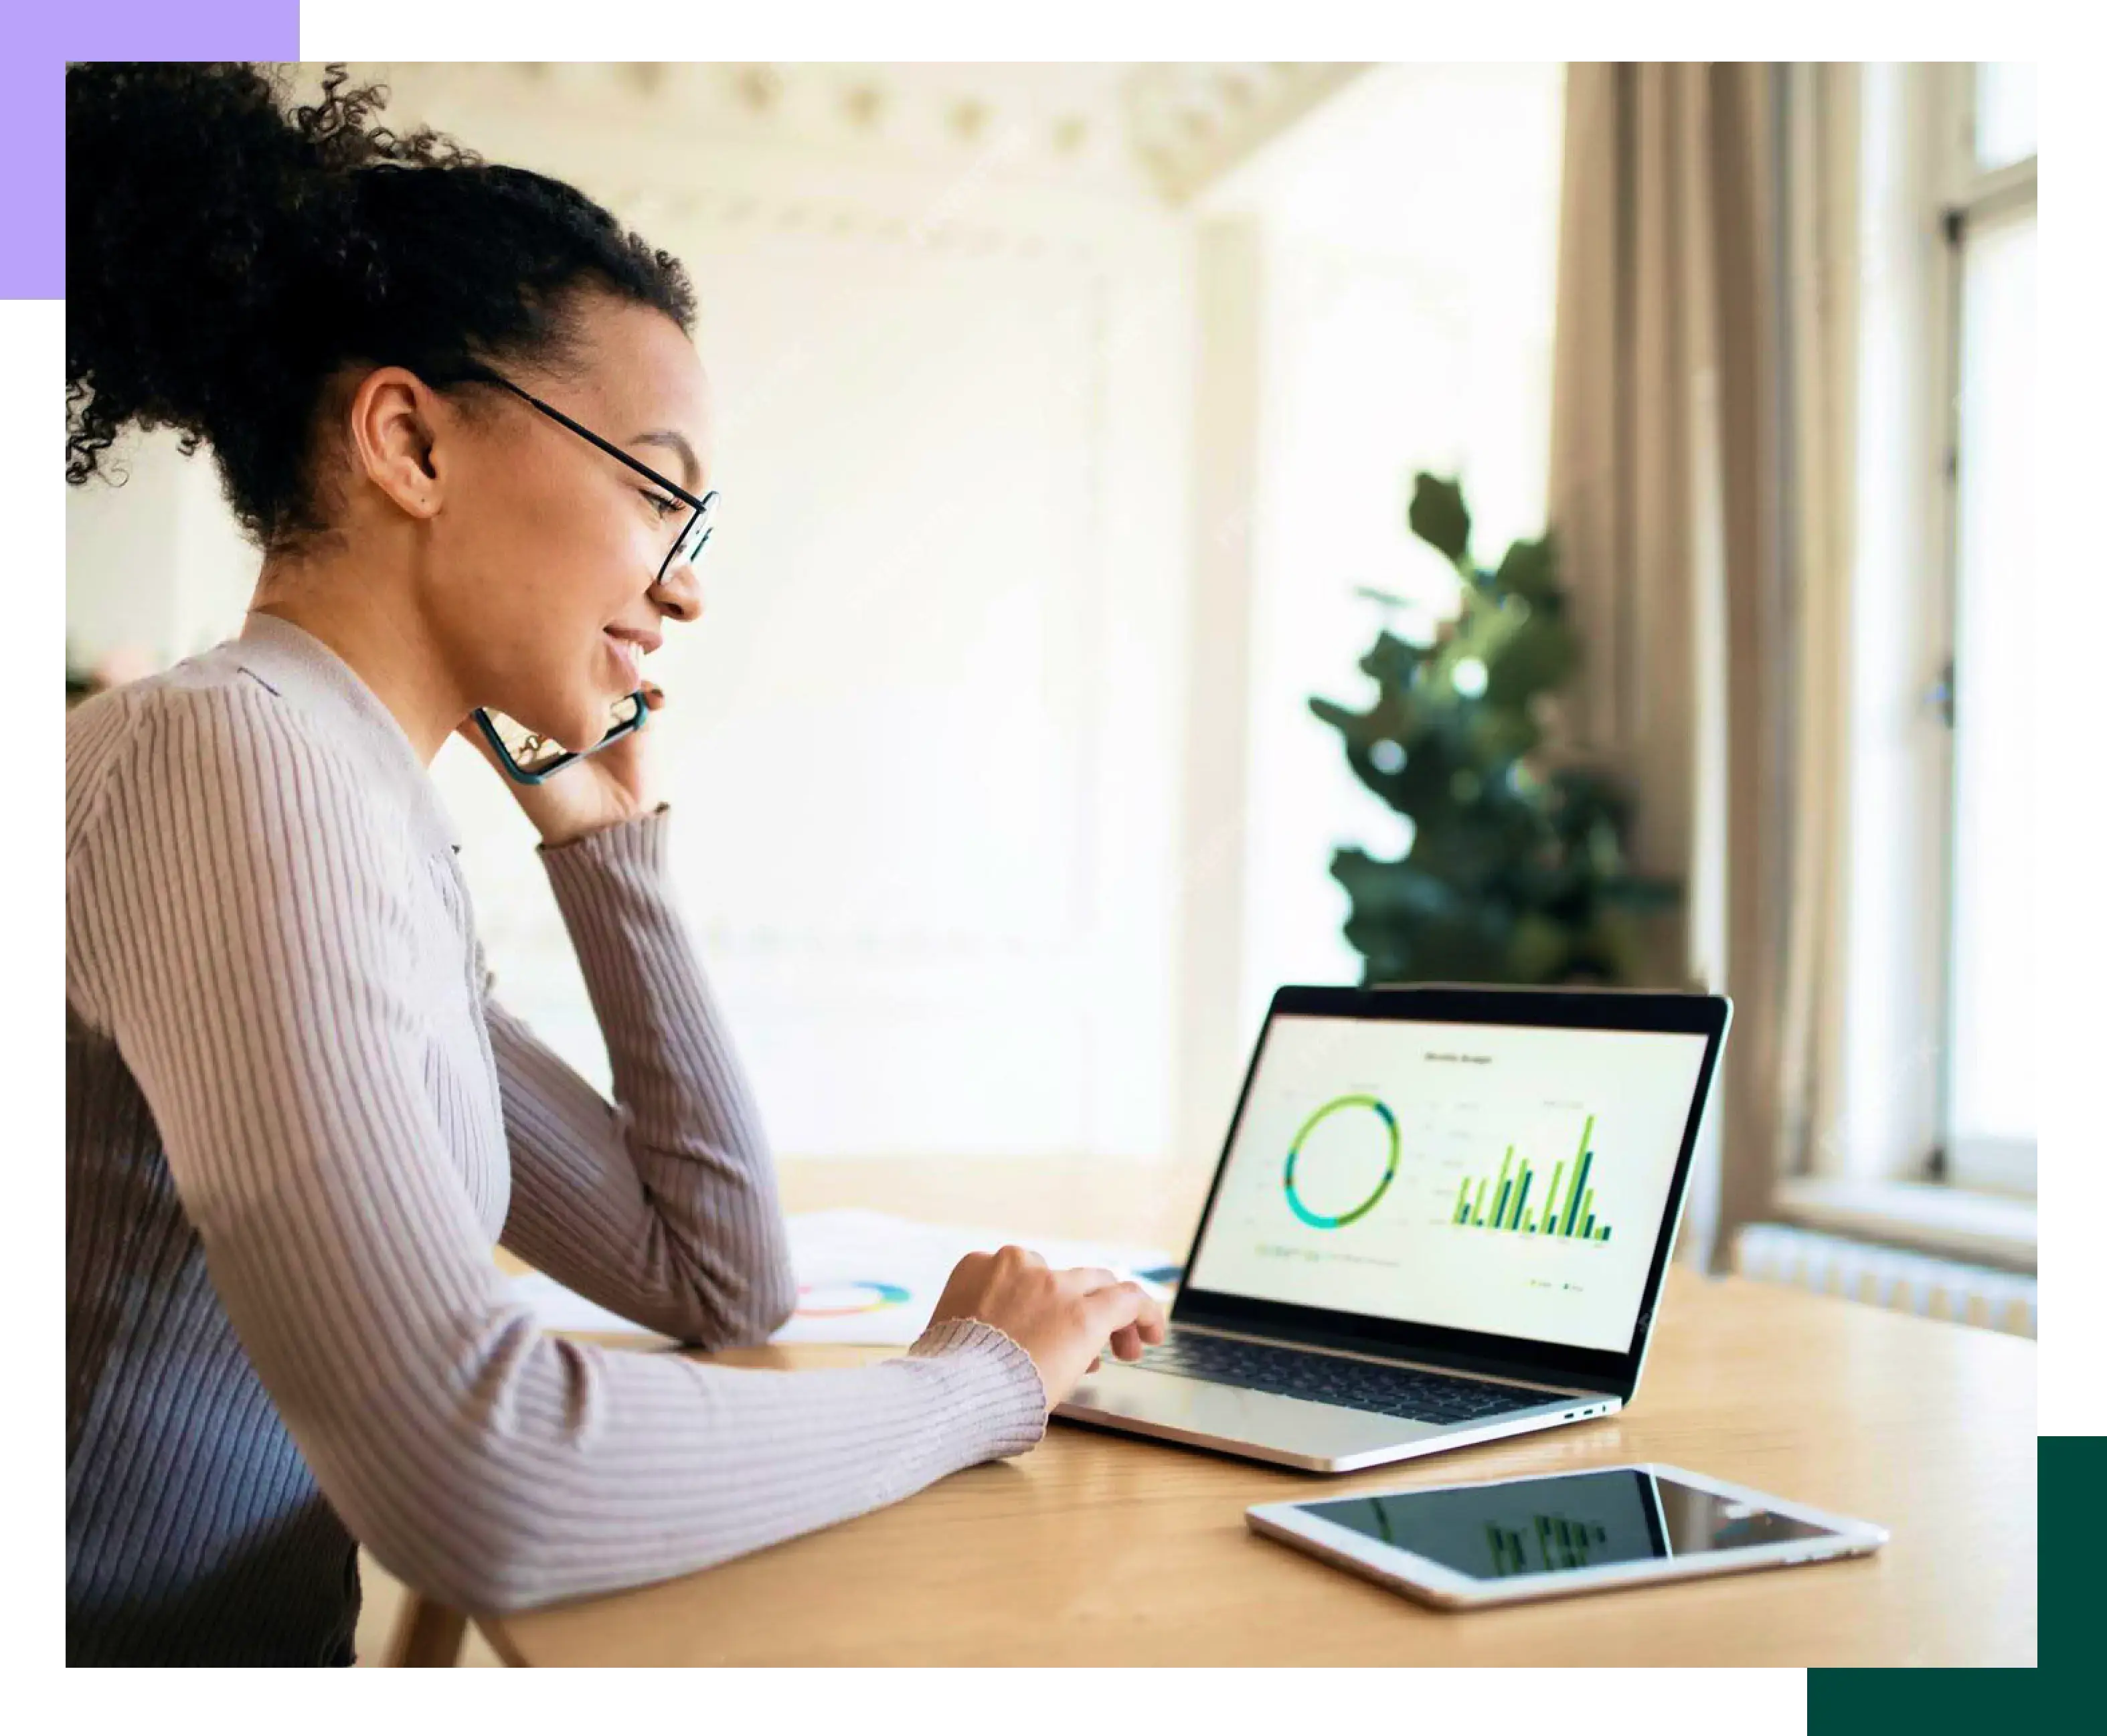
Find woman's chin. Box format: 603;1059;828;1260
550;721;603;756
495;683;620;757
496;705;592;759
558;695;624;754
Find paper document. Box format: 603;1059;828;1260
505;1268;676;1340
769;1209;1179;1346
505;1209;1179;1349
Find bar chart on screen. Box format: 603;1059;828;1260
1485;1514;1614;1576
1185;1016;1707;1351
1448;1112;1617;1243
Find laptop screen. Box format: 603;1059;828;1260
1183;1015;1711;1354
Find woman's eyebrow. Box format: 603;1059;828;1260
630;429;699;491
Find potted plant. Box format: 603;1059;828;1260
1309;472;1678;986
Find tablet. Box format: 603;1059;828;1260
1247;1463;1887;1608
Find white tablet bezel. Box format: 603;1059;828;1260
1246;1462;1889;1609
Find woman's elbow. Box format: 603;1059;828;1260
663;1209;798;1346
359;1512;542;1620
686;1251;796;1348
355;1465;601;1618
748;1253;798;1341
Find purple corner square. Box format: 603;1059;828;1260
1;2;301;299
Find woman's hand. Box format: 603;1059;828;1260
457;683;667;850
927;1245;1167;1409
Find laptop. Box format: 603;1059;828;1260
1056;984;1732;1472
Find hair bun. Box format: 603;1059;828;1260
65;64;464;498
66;62;692;551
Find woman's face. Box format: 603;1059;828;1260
421;294;713;754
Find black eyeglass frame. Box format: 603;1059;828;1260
454;363;716;583
446;363;715;785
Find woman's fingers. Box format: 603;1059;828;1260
927;1253;1180;1407
1084;1279;1165;1343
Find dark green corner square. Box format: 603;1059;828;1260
1810;1433;2076;1724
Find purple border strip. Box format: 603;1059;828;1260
0;3;300;299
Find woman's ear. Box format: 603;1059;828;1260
345;366;445;522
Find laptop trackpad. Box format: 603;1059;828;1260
1054;1363;1454;1459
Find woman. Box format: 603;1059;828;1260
64;63;1164;1666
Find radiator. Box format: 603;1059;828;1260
1733;1221;2037;1339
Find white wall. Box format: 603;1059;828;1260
65;426;256;672
393;68;1197;1163
1193;64;1570;1057
66;62;1570;1172
67;64;1198;1164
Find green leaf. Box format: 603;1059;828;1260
1331;852;1454;924
1480;616;1578;709
1598;873;1684;914
1462;704;1541;766
1357;630;1430;690
1408;472;1472;565
1491;535;1561;607
1317;473;1680;991
1308;695;1358;736
1505;913;1572;983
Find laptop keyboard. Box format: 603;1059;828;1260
1134;1332;1545;1426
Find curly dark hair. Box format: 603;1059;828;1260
66;62;697;550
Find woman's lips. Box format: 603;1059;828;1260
604;630;643;686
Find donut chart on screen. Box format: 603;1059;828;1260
1282;1094;1400;1229
794;1281;913;1318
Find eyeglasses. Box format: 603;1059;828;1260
448;363;713;784
452;363;716;584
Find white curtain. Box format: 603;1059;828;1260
1545;64;1859;1269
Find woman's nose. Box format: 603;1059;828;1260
651;561;703;623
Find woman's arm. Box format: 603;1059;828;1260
70;684;1045;1616
487;806;797;1347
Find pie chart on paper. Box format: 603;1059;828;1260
794;1280;914;1320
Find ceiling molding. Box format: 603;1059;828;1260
1124;63;1378;203
606;182;1107;264
334;62;1374;207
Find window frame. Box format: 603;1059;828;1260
1928;62;2037;1197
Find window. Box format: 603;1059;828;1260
1938;64;2037;1195
1828;63;2037;1219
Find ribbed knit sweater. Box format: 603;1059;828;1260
65;611;1047;1666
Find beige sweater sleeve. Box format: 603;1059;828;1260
66;681;1046;1616
484;806;797;1347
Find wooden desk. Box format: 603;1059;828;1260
483;1159;2037;1667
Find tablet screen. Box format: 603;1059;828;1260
1299;1468;1841;1581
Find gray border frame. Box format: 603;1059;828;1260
53;1668;1812;1719
2039;58;2107;1441
9;299;62;1685
20;3;2090;1719
301;10;2107;55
